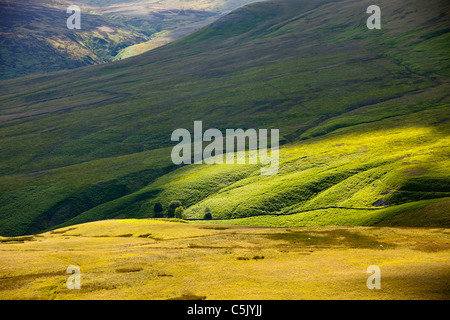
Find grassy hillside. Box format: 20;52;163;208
55;105;449;229
0;0;449;236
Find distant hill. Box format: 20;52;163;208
0;0;144;79
0;0;261;79
0;0;449;236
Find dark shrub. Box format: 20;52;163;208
154;202;164;217
203;207;212;220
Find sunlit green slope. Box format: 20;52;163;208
56;104;449;229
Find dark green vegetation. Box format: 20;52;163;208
0;0;449;236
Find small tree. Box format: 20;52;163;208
168;200;182;218
153;203;164;217
203;207;212;220
174;206;184;219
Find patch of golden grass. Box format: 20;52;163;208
0;221;448;300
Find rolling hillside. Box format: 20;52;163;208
0;0;449;236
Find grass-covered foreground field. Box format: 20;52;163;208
0;219;448;300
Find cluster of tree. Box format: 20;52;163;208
153;200;183;218
153;201;213;220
